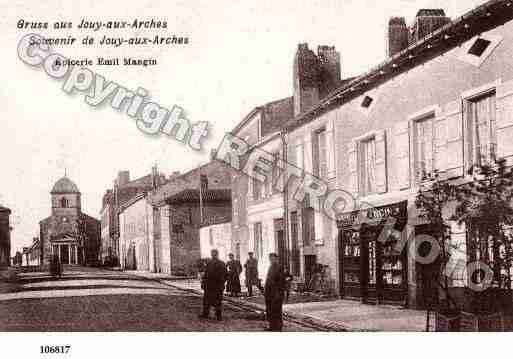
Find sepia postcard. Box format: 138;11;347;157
2;0;513;357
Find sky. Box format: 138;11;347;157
0;0;487;255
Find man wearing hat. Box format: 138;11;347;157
244;251;259;297
264;253;286;331
199;249;227;321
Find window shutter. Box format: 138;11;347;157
393;121;410;190
318;130;328;178
304;135;313;173
297;144;304;170
347;141;358;196
326;120;336;179
444;100;464;178
496;79;513;165
312;131;320;177
433;115;448;173
314;211;324;246
375;130;388;193
288;142;296;165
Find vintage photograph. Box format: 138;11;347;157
2;0;513;338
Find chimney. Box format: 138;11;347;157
293;43;321;117
410;9;451;44
116;171;130;187
210;149;217;161
200;174;208;191
387;17;409;57
151;165;158;190
317;45;341;97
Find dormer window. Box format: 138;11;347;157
458;35;502;67
361;96;374;109
468;38;491;57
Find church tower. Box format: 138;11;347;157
50;175;81;219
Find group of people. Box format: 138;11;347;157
199;249;288;331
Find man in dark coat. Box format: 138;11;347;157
199;249;227;321
226;253;242;297
264;253;286;331
244;252;259;297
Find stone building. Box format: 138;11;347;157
149;159;234;274
229;44;343;283
230;98;294;279
117;159;234;275
155;187;231;274
39;176;100;266
221;0;513;309
0;205;12;267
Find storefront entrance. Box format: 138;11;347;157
338;201;408;305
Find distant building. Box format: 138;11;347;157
100;167;166;266
199;220;232;262
12;251;22;267
0;205;12;267
39;176;100;266
27;238;41;266
116;159;233;275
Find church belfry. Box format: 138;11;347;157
51;176;81;217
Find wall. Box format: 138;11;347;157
119;197;150;271
199;222;232;261
0;208;11;267
245;135;285;280
287;110;339;290
313;19;513;307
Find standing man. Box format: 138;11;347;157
199;249;227;321
264;253;286;331
244;251;259;297
226;253;242;297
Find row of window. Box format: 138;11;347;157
350;89;501;197
248;128;331;203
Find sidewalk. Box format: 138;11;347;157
131;271;433;332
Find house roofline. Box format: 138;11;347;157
286;0;513;131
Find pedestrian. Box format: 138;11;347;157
226;253;242;297
199;249;227;321
284;269;293;303
244;252;259;297
264;253;286;331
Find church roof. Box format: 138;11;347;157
51;176;80;194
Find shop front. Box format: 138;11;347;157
337;201;408;305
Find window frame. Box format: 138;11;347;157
409;107;438;184
253;222;263;259
314;127;328;179
462;83;499;170
358;135;377;197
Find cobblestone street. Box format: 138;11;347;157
0;266;312;331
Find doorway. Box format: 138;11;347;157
339;225;407;304
61;244;69;264
415;224;440;309
304;255;317;286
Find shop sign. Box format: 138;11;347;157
337;201;407;228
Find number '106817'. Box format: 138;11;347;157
40;346;71;354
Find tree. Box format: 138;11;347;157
416;158;513;324
451;159;513;313
415;170;459;321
